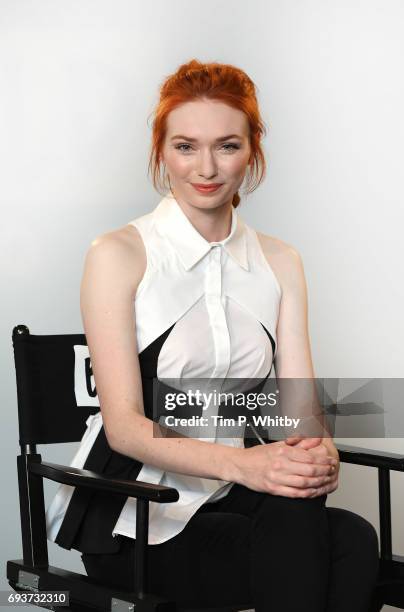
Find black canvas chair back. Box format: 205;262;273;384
13;324;99;448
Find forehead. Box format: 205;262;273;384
165;99;249;138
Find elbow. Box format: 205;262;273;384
105;427;119;453
103;410;144;455
103;419;123;453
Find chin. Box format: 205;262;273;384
190;197;229;210
172;187;234;210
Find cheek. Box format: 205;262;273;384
224;154;250;177
165;154;191;177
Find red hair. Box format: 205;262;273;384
147;59;268;208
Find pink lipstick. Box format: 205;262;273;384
191;183;223;194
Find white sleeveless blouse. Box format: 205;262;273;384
46;192;281;546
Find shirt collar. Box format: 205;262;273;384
154;192;249;272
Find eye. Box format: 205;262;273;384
221;143;240;152
174;143;241;153
174;143;193;153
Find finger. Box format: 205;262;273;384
306;446;331;460
285;435;304;445
270;470;339;498
308;479;339;498
307;447;337;465
284;461;337;478
302;440;335;459
292;437;323;450
308;475;339;497
275;472;334;489
285;436;318;446
285;445;336;465
271;484;320;499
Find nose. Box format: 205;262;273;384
197;149;218;180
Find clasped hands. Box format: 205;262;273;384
281;435;340;498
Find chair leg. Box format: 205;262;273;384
134;498;149;598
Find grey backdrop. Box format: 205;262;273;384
1;1;403;610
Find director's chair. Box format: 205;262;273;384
6;324;404;611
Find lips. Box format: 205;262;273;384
191;183;223;193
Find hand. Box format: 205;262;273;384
236;438;338;499
285;436;340;497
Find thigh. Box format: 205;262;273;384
82;510;254;608
82;487;330;609
149;509;254;607
152;486;329;606
198;484;327;530
197;482;266;517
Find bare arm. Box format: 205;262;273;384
258;233;340;492
80;226;240;482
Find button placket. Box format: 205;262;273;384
205;246;231;380
205;245;237;446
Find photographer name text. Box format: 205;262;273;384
163;415;301;428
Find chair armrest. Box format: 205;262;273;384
29;461;179;503
335;443;404;472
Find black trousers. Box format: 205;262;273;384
81;483;380;612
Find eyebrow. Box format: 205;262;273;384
170;134;243;142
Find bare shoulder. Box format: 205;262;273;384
82;223;147;298
256;231;306;293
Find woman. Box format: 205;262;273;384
46;59;380;611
